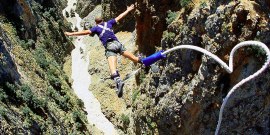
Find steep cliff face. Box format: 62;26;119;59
133;0;270;134
0;27;21;84
76;0;101;18
0;0;72;63
101;0;136;32
135;0;179;55
0;0;36;39
0;0;89;134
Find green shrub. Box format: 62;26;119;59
250;46;267;58
19;40;29;49
0;52;8;66
132;90;140;103
20;39;35;49
5;82;17;92
72;111;80;121
75;122;82;129
20;84;45;109
31;1;43;11
0;106;7;118
22;106;32;117
23;117;33;128
166;10;177;25
146;117;156;129
47;74;61;89
163;31;176;41
27;39;35;48
59;95;70;111
32;96;46;109
0;88;8;101
179;0;192;7
77;99;84;108
34;48;49;69
22;106;33;128
48;8;57;20
47;66;59;77
139;72;146;84
121;114;130;125
47;86;57;98
4;82;24;103
72;110;85;128
199;1;207;8
21;84;33;103
43;11;51;18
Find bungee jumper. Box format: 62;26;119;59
65;4;165;97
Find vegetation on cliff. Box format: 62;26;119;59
0;0;89;134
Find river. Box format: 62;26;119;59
62;0;117;134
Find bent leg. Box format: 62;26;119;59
108;55;124;97
121;51;140;63
107;56;118;74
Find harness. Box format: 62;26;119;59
97;22;113;38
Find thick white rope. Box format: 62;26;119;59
162;41;270;135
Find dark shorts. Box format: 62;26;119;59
105;40;126;58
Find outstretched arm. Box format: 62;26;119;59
115;4;135;23
65;30;91;36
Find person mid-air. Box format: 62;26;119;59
65;4;142;97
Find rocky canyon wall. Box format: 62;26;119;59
132;0;270;134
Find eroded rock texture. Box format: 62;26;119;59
132;1;270;134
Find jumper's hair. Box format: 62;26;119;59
95;16;103;24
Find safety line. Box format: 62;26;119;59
161;41;270;134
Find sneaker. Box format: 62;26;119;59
116;80;125;97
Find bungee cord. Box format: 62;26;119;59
159;41;270;135
127;41;269;134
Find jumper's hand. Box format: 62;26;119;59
115;4;135;23
64;32;73;36
127;4;135;12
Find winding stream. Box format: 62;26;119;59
62;0;117;134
